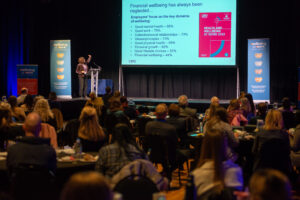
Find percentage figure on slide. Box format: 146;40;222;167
162;45;168;48
163;37;169;40
181;33;188;36
170;49;176;52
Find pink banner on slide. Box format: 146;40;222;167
199;12;231;57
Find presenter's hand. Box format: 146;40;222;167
88;54;92;58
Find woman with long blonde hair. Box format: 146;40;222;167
252;109;291;176
191;129;243;198
34;99;57;130
78;106;106;152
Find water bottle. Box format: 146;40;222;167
74;138;82;159
184;175;196;200
199;122;203;133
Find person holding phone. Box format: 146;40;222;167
76;54;92;98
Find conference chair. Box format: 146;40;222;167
114;174;158;200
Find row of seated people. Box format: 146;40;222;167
1;89;300;198
1;108;294;200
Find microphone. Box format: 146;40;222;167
93;62;102;70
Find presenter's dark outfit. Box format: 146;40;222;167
76;58;91;97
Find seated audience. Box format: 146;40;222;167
105;97;131;134
34;99;57;130
234;169;291;200
249;102;267;125
48;91;60;109
252;109;291;176
16;87;28;106
78;106;107;152
60;171;112;200
203;102;219;123
85;92;104;117
240;97;252;120
245;93;256;119
95;123;147;178
102;86;113;108
166;103;187;147
178;95;197;118
120;96;137;119
227;99;247;126
7;96;26;122
203;96;220;122
204;107;239;159
7;112;57;174
0;102;24;151
280;97;295;129
192;128;243;198
20;94;34;115
51;108;64;133
289;110;300;168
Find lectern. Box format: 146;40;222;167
89;67;102;96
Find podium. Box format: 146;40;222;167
89;67;102;96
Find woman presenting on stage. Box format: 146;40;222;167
76;54;92;98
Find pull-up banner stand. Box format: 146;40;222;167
247;38;270;103
50;40;72;99
17;64;38;95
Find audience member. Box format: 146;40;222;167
95;123;147;177
51;108;64;133
20;94;34;115
203;96;220;122
120;96;137;119
289;110;300;168
240;97;252;120
60;171;113;200
7;96;26;122
105;97;131;134
178;95;197;117
16;87;28;105
0;102;24;151
48;91;60;109
227;99;247;125
33;95;45;106
234;169;292;200
34;99;57;130
249;102;267;125
166;103;187;147
192;129;243;198
245;93;256;118
7;112;57;174
85;92;104;117
204;107;239;160
280;97;295;129
252;109;291;176
78;106;107;152
203;102;219;123
102;86;113;108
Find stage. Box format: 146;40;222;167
53;97;230;120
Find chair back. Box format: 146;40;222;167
198;185;236;200
258;138;291;175
10;164;56;200
114;174;158;200
63;119;80;146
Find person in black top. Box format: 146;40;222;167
120;96;137;120
249;102;267;125
102;86;113;108
280;97;295;129
7;112;57;174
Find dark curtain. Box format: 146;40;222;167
123;67;237;99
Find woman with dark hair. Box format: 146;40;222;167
21;94;34;115
192;129;243;198
95;123;147;177
7;96;26;122
204;107;239;159
227;99;248;126
245;93;256;118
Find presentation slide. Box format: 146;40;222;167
121;0;236;66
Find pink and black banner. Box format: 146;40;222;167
17;65;38;95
